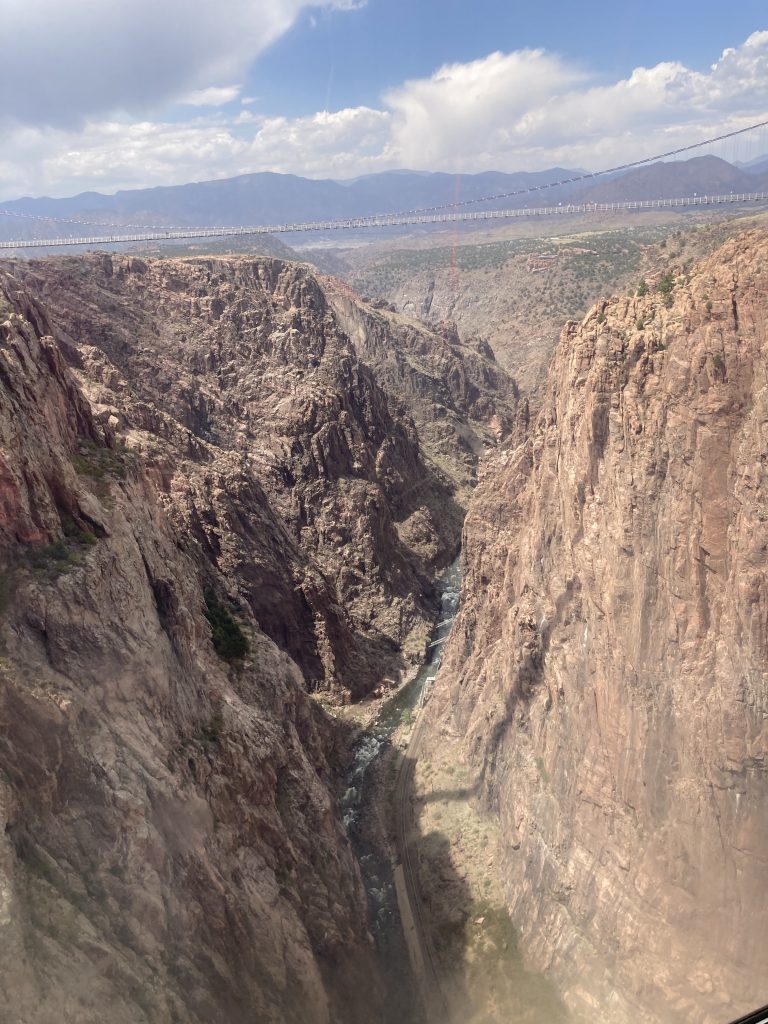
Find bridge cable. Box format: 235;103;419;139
1;118;767;238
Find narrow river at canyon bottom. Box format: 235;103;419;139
341;558;461;1024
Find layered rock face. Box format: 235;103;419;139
429;231;768;1022
325;283;519;496
4;254;515;696
0;255;514;1022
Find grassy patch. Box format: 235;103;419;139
71;438;135;507
195;710;225;748
26;539;83;575
170;708;226;767
61;514;98;547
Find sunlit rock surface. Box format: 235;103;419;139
427;230;768;1023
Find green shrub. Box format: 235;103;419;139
204;588;248;661
27;540;80;572
25;514;100;577
636;279;649;297
657;271;675;309
71;438;130;482
61;514;97;546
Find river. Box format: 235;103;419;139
341;558;461;1023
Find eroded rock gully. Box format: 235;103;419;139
0;255;515;1023
426;230;768;1023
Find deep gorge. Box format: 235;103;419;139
1;229;767;1024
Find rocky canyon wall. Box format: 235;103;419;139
0;254;515;1022
428;230;768;1023
0;310;379;1024
3;254;515;696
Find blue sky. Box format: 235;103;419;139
252;0;768;117
1;0;767;198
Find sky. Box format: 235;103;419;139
1;0;767;199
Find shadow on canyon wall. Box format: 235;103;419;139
405;753;570;1024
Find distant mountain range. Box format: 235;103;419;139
0;168;584;239
2;155;767;243
581;154;768;203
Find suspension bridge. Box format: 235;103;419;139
1;118;768;250
1;190;767;250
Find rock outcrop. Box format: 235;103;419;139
325;283;518;497
428;230;768;1023
0;254;515;1022
3;254;516;696
348;233;646;402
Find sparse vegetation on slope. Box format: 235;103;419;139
204;587;249;661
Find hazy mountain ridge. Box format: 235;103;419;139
4;156;766;244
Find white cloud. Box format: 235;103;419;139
378;34;768;172
181;86;242;108
0;107;392;199
383;50;586;169
0;0;360;128
1;31;767;199
245;108;391;177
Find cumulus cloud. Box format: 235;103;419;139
380;33;768;172
0;0;358;128
1;29;767;199
383;50;586;169
0;108;392;199
245;108;391;177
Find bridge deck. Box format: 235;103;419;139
1;190;767;250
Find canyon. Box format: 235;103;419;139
0;252;513;1023
0;222;766;1024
